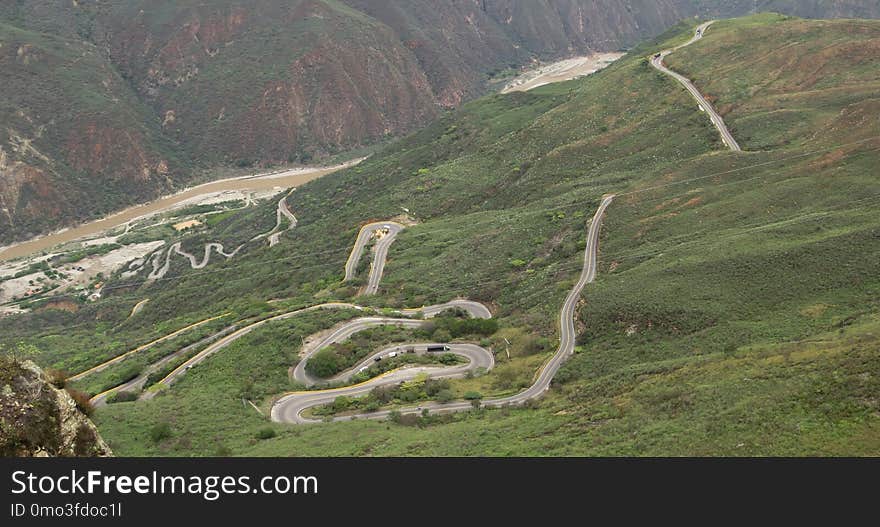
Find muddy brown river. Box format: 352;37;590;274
0;162;356;262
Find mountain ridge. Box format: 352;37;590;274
2;1;879;245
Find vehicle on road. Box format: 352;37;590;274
427;345;451;352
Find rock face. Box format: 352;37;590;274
1;0;879;245
0;358;111;457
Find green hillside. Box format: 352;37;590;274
2;1;880;245
2;14;878;456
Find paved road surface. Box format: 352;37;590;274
152;301;490;392
651;22;742;152
128;299;149;319
343;222;405;295
272;343;494;424
404;299;492;320
271;195;614;424
269;198;297;247
292;317;428;386
91;326;237;406
290;300;494;387
253;193;298;247
68;313;230;382
88;190;612;425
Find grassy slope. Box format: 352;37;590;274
5;15;879;455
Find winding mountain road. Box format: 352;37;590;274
291;299;493;387
147;241;243;280
272;342;494;424
651;21;742;152
253;193;298;248
90;325;238;407
271;195;614;424
68;313;230;382
148;300;489;394
343;222;405;295
89;192;612;427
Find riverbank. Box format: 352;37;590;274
0;160;361;262
501;52;624;94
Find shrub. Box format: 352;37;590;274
108;391;138;404
424;378;450;396
149;422;172;443
256;427;277;440
45;368;68;389
435;389;455;403
438;353;459;365
333;396;352;412
432;328;452;342
65;388;94;417
305;349;341;378
371;385;394;404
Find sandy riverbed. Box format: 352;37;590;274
502;52;624;94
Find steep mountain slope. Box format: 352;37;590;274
3;14;877;455
2;1;880;246
0;22;189;244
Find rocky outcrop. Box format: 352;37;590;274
0;358;112;457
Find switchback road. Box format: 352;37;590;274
651;21;742;152
343;222;405;295
271;195;614;423
291;298;494;387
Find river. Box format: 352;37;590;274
0;161;358;262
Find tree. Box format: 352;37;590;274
305;349;341;378
371;385;394;404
